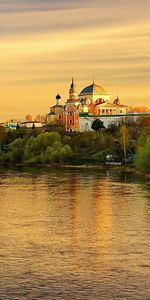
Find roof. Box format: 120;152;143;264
96;102;127;109
48;111;55;115
51;105;63;108
79;82;108;96
20;121;42;124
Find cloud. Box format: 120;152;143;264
0;0;100;14
0;0;149;39
0;0;150;119
0;0;150;16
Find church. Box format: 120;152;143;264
48;79;128;132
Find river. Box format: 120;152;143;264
0;167;149;299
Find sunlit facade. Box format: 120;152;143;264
48;79;128;132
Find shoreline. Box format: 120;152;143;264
0;162;149;182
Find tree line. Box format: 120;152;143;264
0;118;149;173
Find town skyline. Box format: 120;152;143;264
0;0;150;120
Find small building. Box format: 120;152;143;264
49;94;64;125
19;121;43;128
1;120;22;130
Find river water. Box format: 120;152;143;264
0;167;149;300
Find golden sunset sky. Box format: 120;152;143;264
0;0;150;120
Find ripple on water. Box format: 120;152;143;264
0;169;149;299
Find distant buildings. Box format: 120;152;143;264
0;120;43;130
1;79;149;132
19;121;43;129
48;78;128;132
0;120;20;130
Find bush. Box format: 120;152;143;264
91;150;107;163
4;138;24;163
91;119;105;131
23;132;72;164
134;137;150;173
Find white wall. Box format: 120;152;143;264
20;122;42;128
79;115;125;132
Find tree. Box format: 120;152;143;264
119;125;129;163
91;119;105;132
138;116;150;128
5;138;24;163
135;137;150;173
0;127;7;149
132;106;150;113
23;132;71;164
26;114;33;121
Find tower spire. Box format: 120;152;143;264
71;77;74;89
69;77;78;101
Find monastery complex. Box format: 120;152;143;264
2;79;149;131
48;79;128;132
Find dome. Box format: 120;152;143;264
56;93;61;100
79;82;107;96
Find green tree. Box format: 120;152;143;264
134;137;150;173
0;127;7;150
91;119;105;132
5;138;24;163
41;142;72;164
23;132;72;164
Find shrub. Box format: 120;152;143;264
134;137;150;173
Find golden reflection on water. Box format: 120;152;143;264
0;169;150;299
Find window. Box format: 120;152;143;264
68;111;74;116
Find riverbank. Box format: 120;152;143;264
0;161;149;182
0;128;149;178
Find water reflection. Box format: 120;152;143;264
0;167;149;299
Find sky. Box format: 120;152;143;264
0;0;150;120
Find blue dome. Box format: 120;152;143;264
79;82;107;96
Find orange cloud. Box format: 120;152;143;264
0;1;150;120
